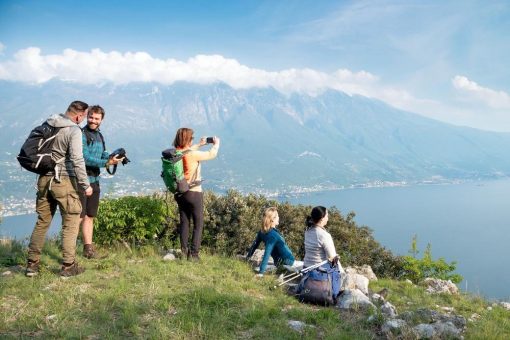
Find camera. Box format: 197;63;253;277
206;137;214;144
109;148;130;165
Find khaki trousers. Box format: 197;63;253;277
28;175;82;264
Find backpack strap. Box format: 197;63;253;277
181;150;202;188
82;126;106;152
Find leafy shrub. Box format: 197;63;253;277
94;193;175;245
94;190;405;278
401;237;462;283
202;190;403;278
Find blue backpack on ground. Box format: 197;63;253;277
297;263;341;306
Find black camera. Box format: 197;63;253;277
206;137;214;144
107;148;130;175
109;148;130;165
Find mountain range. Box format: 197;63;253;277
1;79;510;213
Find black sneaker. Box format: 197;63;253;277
60;262;85;277
25;260;40;277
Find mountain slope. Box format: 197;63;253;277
1;80;510;209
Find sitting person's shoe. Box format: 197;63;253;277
60;262;85;277
25;260;40;277
83;244;101;259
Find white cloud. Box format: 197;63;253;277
452;75;510;110
0;42;5;54
0;47;430;111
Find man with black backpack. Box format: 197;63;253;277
80;105;123;259
25;101;93;277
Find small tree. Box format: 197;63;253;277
401;237;462;283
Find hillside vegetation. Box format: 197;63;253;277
1;242;509;339
1;191;509;338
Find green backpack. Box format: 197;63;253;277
161;149;190;194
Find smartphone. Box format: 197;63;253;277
206;137;214;144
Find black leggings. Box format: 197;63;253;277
175;191;204;256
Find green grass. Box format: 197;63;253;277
369;279;510;339
1;241;509;339
1;241;373;339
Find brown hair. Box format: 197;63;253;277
306;206;327;229
262;207;278;233
66;100;89;115
88;105;105;119
173;128;194;148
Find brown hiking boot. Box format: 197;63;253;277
83;244;100;259
60;262;85;277
25;260;40;277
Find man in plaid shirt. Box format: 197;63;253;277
80;105;123;258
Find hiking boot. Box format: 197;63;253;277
83;244;100;259
25;260;40;277
60;262;85;277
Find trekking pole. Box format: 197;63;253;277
273;260;329;289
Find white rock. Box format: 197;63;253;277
342;273;369;295
2;270;12;276
422;278;459;295
46;314;57;321
487;306;493;311
434;321;462;338
441;306;455;313
345;265;378;281
468;313;481;322
381;301;398;318
337;288;375;310
414;324;436;338
370;293;385;304
500;302;510;310
288;320;306;333
163;253;176;261
382;319;407;334
249;249;274;266
405;279;414;284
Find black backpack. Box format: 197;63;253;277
17;122;61;174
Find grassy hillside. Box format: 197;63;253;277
1;241;509;339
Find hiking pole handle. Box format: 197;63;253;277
299;260;329;274
273;272;303;289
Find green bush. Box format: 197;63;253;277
401;237;462;283
94;193;176;246
202;190;403;278
94;190;405;278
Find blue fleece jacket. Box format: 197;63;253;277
247;228;295;274
82;127;109;183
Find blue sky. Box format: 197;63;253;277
1;0;509;131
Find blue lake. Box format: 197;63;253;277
1;179;509;300
0;213;62;241
284;179;510;300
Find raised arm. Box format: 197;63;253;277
247;232;262;259
259;241;276;274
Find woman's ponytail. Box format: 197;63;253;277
306;206;328;229
305;216;314;229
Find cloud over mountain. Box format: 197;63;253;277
0;46;427;113
452;75;510;110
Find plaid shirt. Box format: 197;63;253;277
82;128;109;183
